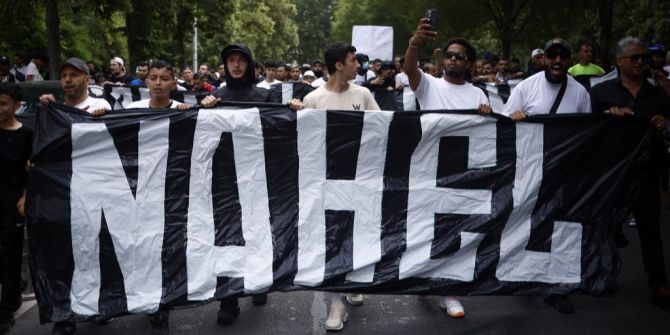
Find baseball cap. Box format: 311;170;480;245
0;56;9;65
110;56;124;67
379;61;394;70
60;57;90;75
220;43;253;64
531;49;544;57
303;70;316;78
544;38;571;53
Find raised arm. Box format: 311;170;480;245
404;17;437;91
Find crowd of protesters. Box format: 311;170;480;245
2;13;670;335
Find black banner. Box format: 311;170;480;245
27;103;651;322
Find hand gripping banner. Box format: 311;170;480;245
27;103;652;322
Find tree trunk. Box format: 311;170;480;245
45;0;61;80
597;0;615;69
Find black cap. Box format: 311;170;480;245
220;43;253;64
0;56;9;65
312;59;323;65
60;57;90;75
379;61;394;70
544;38;571;53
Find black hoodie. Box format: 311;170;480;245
211;43;279;103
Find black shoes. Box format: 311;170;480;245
52;320;77;335
0;314;15;335
251;293;268;306
217;299;240;325
544;294;574;314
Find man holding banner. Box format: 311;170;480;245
404;17;492;318
590;36;670;307
503;38;591;314
303;41;379;332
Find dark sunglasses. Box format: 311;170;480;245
444;51;467;61
545;49;570;59
621;53;648;62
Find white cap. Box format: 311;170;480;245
531;49;544;57
303;70;316;78
110;57;124;67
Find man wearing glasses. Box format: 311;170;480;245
504;38;591;121
590;36;670;308
402;17;492;320
405;18;491;115
503;38;591;314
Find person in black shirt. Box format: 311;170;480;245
0;83;32;334
590;36;670;307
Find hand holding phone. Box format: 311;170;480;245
425;9;438;31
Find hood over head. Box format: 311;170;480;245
220;43;255;89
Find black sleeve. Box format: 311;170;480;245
589;85;605;114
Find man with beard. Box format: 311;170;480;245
129;61;149;87
503;39;590;314
527;49;546;76
38;58;111;335
275;63;289;83
106;57;135;85
405;17;492;319
504;38;591;120
311;59;324;78
366;61;398;110
590;36;670;308
39;57;111;114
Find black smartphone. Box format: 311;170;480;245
425;9;438;31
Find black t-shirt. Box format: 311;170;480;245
0;126;33;207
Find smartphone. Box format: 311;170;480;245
425;9;438;31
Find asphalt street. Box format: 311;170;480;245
11;202;670;335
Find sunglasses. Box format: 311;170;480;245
621;53;648;62
545;49;570;59
444;51;467;61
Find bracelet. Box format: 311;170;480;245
409;37;419;48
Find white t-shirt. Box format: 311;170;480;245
303;84;380;111
256;79;281;90
73;96;112;112
25;62;44;81
352;70;375;86
10;65;26;77
502;72;591;116
414;71;488;110
395;72;416;111
126;99;181;109
311;77;327;88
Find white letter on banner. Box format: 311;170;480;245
399;114;496;281
496;123;581;283
294;109;393;286
186;108;273;300
70;120;169;315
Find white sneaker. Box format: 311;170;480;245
345;293;364;306
325;298;349;331
439;297;465;318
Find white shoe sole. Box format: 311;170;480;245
345;294;364;306
325;312;349;331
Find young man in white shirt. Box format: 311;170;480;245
39;57;111;114
404;16;493;320
126;61;191;110
256;60;281;90
303;43;379;332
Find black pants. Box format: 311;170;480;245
0;209;24;316
632;171;668;288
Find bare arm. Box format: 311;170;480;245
404;17;436;92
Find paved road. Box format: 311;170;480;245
12;206;670;335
